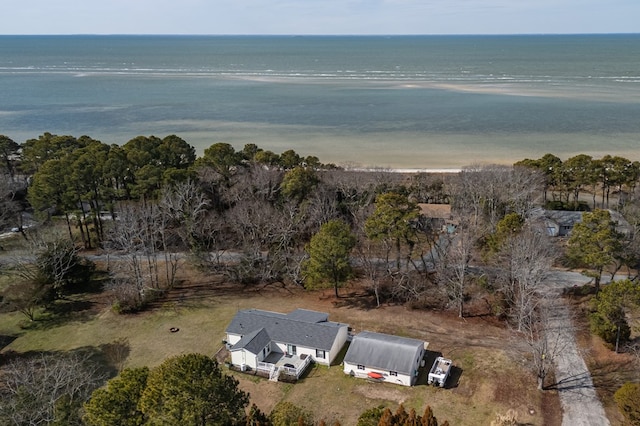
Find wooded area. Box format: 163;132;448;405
1;132;640;424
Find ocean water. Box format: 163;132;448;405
1;34;640;169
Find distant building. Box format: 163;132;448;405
528;208;632;237
418;203;457;234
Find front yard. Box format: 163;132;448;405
1;267;556;425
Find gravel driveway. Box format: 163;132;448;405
543;271;610;426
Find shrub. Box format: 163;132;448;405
269;401;313;426
614;382;640;425
357;405;386;426
589;309;631;347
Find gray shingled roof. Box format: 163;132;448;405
286;309;329;323
344;331;425;375
230;327;271;355
226;309;346;350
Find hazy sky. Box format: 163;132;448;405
5;0;640;35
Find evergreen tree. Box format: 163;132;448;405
245;404;271;426
365;192;420;270
567;209;624;291
83;367;149;426
138;353;249;425
302;219;356;298
590;279;640;350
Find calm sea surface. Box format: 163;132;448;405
1;35;640;169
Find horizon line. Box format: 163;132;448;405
1;32;639;37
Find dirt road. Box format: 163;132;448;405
543;271;610;426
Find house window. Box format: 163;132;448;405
262;347;267;357
287;344;297;355
357;365;365;370
316;349;326;359
390;371;397;376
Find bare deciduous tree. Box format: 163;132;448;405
435;224;475;318
2;276;50;321
523;306;567;390
355;238;385;307
32;236;83;297
158;179;209;253
497;226;557;331
106;202;177;309
106;204;151;305
0;351;106;425
451;164;543;231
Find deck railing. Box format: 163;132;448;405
257;361;273;373
256;355;312;381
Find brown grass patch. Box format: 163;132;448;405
1;265;557;425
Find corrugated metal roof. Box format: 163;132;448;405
344;331;425;375
226;309;347;350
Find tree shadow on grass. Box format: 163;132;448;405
18;298;97;331
331;291;379;310
545;357;636;395
0;334;19;358
98;338;131;373
587;357;637;394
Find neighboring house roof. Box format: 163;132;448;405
230;327;271;355
226;309;347;351
418;203;452;220
528;207;632;236
609;210;633;236
545;210;583;227
344;331;426;375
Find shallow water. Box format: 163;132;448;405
1;35;639;168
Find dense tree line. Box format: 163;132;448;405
3;131;640;419
4;133;640;322
516;153;640;209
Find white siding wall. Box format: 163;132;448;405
343;346;425;387
230;349;258;370
296;346;318;363
328;325;349;365
256;342;270;362
273;342;287;355
227;333;242;346
228;328;349;368
343;361;413;387
272;342;333;366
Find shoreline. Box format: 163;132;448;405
346;167;462;174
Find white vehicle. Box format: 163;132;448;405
427;357;452;388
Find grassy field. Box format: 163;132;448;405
0;264;557;425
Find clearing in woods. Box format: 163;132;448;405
1;268;561;425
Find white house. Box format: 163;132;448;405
343;331;427;387
225;308;349;381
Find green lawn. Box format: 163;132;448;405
0;272;550;425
